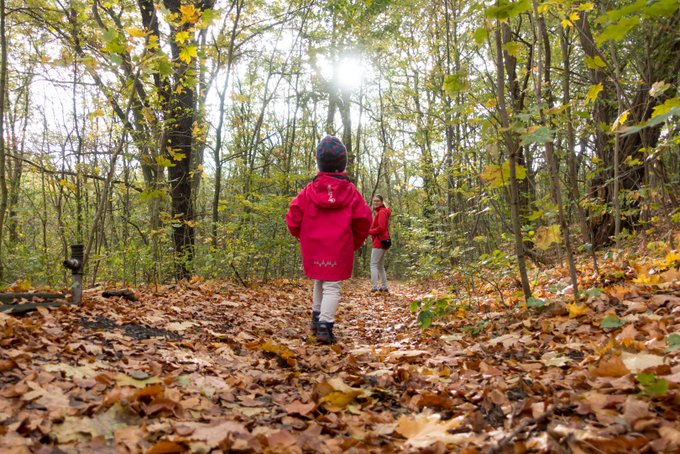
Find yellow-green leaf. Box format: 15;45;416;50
578;2;594;11
584;55;607;69
595;16;640;44
585;83;603;105
651;97;680;119
175;31;191;44
504;41;523;58
649;81;671;98
611;110;629;131
125;27;146;38
179;45;198;64
535;224;561;250
480;162;526;189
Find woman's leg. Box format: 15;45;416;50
378;251;388;289
370;248;383;290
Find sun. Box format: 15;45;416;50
335;56;365;90
316;53;366;90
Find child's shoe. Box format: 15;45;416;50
311;311;320;335
370;288;379;295
316;322;336;344
379;287;389;293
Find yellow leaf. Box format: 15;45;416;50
321;391;361;411
175;30;191;44
569;11;580;22
155;155;174;167
180;4;200;24
561;18;573;28
578;2;594;11
665;250;680;268
8;279;32;292
585;83;603;105
480;162;526;188
125;27;146;38
611;110;630;131
535;224;561;250
179;45;197;64
566;302;588;318
651;97;680;119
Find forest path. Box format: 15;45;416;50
2;277;679;452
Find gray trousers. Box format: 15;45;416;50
313;280;342;323
371;247;388;289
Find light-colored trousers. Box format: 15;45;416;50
371;247;388;290
313;280;342;323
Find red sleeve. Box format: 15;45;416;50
351;194;372;250
368;210;388;237
286;190;305;238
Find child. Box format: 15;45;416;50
286;136;372;344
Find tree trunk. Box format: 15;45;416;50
495;22;531;300
0;0;9;281
532;0;579;297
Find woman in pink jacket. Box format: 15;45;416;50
286;136;372;344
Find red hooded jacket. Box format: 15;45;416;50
369;205;391;248
286;173;372;280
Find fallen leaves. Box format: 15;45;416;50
0;250;679;453
395;413;469;448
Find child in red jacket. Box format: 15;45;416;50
286;136;372;344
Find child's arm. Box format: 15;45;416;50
351;196;372;250
286;191;305;238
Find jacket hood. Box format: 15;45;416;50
376;205;392;218
307;173;355;209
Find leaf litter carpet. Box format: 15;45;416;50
1;277;679;453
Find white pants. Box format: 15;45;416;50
371;247;388;289
312;280;342;323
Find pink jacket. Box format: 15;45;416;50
369;206;391;248
286;173;372;280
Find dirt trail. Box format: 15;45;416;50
2;277;679;452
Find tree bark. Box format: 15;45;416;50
495;21;531;300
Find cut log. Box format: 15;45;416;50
0;301;75;314
0;293;66;303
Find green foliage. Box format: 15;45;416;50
636;373;669;397
600;315;625;329
666;333;680;353
410;295;460;330
463;320;490;337
526;297;549;309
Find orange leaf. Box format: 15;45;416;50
144;397;177;415
283;400;316;416
146;440;184;454
591;355;630;377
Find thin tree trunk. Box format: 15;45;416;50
0;0;9;281
532;0;579;298
494;21;531;300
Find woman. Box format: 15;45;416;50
369;194;391;293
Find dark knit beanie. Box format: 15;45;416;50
316;136;347;172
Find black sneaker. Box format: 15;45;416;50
316;322;336;344
370;288;379;295
379;287;389;293
311;311;320;335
